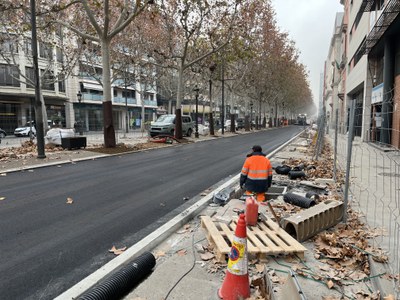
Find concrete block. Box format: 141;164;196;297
266;186;287;200
281;200;343;242
314;178;335;185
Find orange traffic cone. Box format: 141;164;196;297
218;214;250;300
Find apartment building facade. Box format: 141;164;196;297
325;0;400;148
0;33;157;135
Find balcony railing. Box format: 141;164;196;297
113;96;136;104
82;93;102;102
144;100;157;106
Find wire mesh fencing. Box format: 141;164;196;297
325;96;400;296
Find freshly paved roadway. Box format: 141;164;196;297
0;126;302;300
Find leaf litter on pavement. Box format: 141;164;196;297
109;245;127;255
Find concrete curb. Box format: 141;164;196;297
1;154;109;174
55;130;304;299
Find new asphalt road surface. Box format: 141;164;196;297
0;126;302;299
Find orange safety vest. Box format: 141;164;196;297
240;153;273;199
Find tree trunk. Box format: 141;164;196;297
175;108;182;139
175;65;184;139
245;115;250;131
209;112;214;135
102;39;116;147
230;114;235;133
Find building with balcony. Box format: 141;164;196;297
0;32;158;135
324;0;400;149
324;12;344;131
0;32;69;134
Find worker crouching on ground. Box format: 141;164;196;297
240;145;273;202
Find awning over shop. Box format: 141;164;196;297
82;82;103;91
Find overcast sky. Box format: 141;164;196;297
271;0;344;107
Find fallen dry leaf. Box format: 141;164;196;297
154;250;166;258
177;224;191;234
109;245;127;255
255;264;264;273
200;252;215;261
177;249;187;256
326;280;334;289
66;197;74;204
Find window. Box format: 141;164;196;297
113;89;118;97
55;25;63;38
0;64;20;87
39;42;52;59
25;67;35;88
145;92;154;101
1;34;18;53
375;0;384;10
58;80;65;93
122;90;135;98
41;69;55;90
353;38;366;67
24;38;32;56
56;47;63;63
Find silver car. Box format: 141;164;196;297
149;114;193;137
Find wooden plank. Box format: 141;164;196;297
263;219;307;252
201;216;230;253
220;223;234;244
250;227;282;253
228;221;259;253
259;222;291;251
201;216;306;262
246;228;269;253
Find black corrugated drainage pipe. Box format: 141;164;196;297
288;170;306;180
305;191;320;201
275;165;292;175
283;192;316;208
79;252;156;300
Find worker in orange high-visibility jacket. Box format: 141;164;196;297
240;145;273;202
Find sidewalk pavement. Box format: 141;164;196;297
0;130;235;174
2;129;395;299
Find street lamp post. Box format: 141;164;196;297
125;68;129;134
194;86;200;138
250;101;253;130
77;91;83;135
209;63;216;136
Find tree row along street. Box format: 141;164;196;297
0;127;302;299
0;1;313;155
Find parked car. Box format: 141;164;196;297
236;118;245;129
0;128;6;138
14;120;53;137
149;114;194;137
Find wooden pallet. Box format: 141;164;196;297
201;216;307;262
